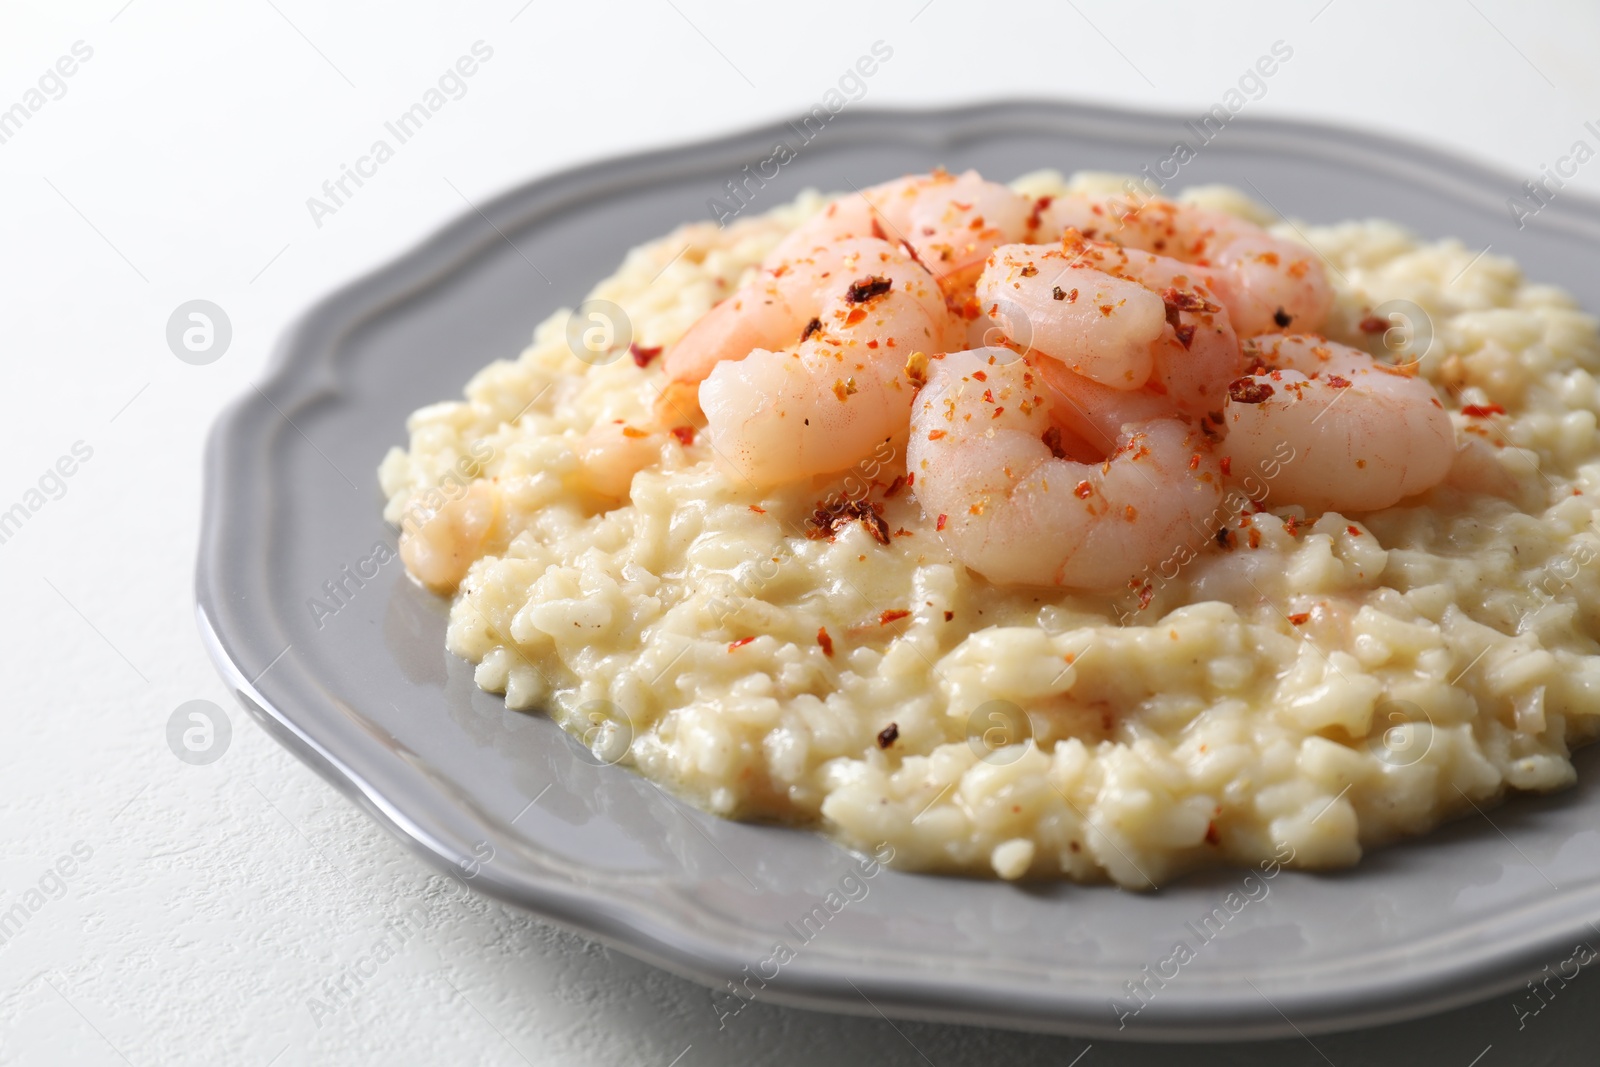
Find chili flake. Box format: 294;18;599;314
807;497;890;545
1042;426;1067;459
846;275;892;303
1227;378;1274;404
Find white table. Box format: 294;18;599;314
4;1;1599;1062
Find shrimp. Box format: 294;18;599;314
908;348;1223;589
1220;334;1455;513
663;236;951;393
766;170;1033;294
977;235;1240;416
696;240;949;485
1031;357;1182;456
399;479;503;594
1038;195;1333;337
576;420;664;499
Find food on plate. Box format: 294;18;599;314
379;168;1600;885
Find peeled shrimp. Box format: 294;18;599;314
694;239;949;485
576;420;663;499
664;236;950;391
977;234;1240;416
1220;334;1455;513
1031;356;1182;456
1038;195;1333;337
908;348;1223;589
399;479;502;594
766;170;1032;294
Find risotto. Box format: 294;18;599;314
378;170;1600;886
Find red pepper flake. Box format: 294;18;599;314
1161;288;1219;352
1216;527;1235;550
1219;456;1232;476
1188;453;1200;471
748;504;766;513
1027;195;1054;230
1461;403;1506;418
1327;374;1352;389
846;275;892;303
1287;612;1310;626
1019;264;1038;277
876;722;899;749
1205;821;1221;845
1347;525;1362;536
927;429;947;441
883;475;906;498
1247;527;1262;549
1042;426;1067;459
936;513;948;531
943;610;954;622
670;425;696;446
1227;378;1274;404
1162;287;1219;315
620;425;649;439
728;636;755;651
1073;480;1093;499
1137;583;1154;610
1285;516;1302;537
992;407;1005;418
629;342;663;368
866;339;879;349
879;609;911;625
972;370;988;382
844;307;867;327
808;497;890;545
905;472;914;487
1358;315;1389;333
816;626;834;657
801;317;823;341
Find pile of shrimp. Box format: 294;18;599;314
637;169;1459;591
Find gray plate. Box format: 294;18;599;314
196;100;1600;1041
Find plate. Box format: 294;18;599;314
196;100;1600;1040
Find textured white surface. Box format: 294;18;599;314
3;1;1600;1064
